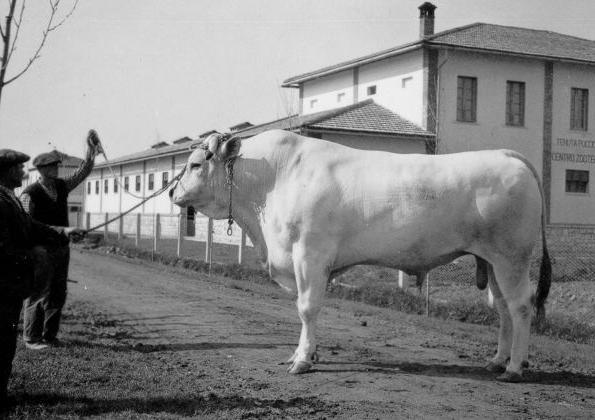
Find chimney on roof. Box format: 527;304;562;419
418;2;436;38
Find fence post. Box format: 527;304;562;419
487;287;494;308
153;213;159;253
85;212;91;230
205;218;213;263
398;270;408;289
118;215;123;240
135;213;141;247
103;213;109;240
238;229;246;264
176;213;183;257
425;273;430;316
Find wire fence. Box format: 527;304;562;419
83;212;595;324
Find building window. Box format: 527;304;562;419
337;92;345;103
506;81;525;127
367;85;377;96
457;76;477;122
95;180;99;194
566;169;589;193
135;175;141;192
124;176;129;191
570;88;589;131
402;77;413;88
162;171;169;189
148;173;154;191
113;178;118;193
87;182;91;194
104;179;108;194
309;99;317;108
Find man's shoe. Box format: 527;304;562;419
24;341;49;350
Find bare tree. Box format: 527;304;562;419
0;0;79;110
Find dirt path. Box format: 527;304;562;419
68;249;594;419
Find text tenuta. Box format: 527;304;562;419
556;138;595;149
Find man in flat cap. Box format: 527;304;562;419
0;149;82;407
20;130;101;350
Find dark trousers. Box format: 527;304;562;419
23;245;69;343
0;298;22;401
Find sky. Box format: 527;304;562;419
1;0;595;164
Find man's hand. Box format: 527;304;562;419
63;227;87;243
86;129;104;157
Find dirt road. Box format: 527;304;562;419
68;249;594;419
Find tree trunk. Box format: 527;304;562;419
0;0;18;112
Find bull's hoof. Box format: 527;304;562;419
287;360;312;374
485;361;506;374
311;352;319;363
521;360;529;369
497;371;523;383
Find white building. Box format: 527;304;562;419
85;2;595;230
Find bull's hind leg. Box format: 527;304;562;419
490;259;533;382
286;244;330;374
485;267;511;374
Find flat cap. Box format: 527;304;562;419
33;151;62;167
0;149;30;169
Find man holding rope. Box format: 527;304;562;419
20;130;101;350
0;149;84;407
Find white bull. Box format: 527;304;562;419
171;129;551;382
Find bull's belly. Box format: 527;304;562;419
332;226;467;274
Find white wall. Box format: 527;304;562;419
357;50;424;126
301;50;425;127
302;70;354;114
549;62;595;224
437;51;545;177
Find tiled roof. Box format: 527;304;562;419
283;22;595;86
427;23;595;63
95;138;200;168
95;101;431;168
235;99;433;138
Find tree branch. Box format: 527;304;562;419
6;0;25;64
4;0;78;86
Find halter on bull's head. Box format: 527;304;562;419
170;133;241;219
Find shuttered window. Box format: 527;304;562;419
506;81;525;126
570;88;589;131
162;172;169;189
87;182;91;194
113;178;118;193
566;169;589;193
457;76;477;122
148;173;154;191
104;179;108;194
95;180;99;194
135;175;141;192
124;176;129;191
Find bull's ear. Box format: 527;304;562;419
219;137;241;160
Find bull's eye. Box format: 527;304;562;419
190;163;201;170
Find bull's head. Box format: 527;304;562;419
170;133;241;218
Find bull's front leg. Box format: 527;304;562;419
287;246;329;374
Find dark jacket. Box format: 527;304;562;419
23;179;69;227
0;188;68;299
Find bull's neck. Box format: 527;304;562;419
211;157;272;261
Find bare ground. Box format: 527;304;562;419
64;249;594;419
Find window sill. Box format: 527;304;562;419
565;192;590;197
453;120;479;125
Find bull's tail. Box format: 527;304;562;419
505;150;552;322
534;198;552;323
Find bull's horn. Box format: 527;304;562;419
206;133;220;155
